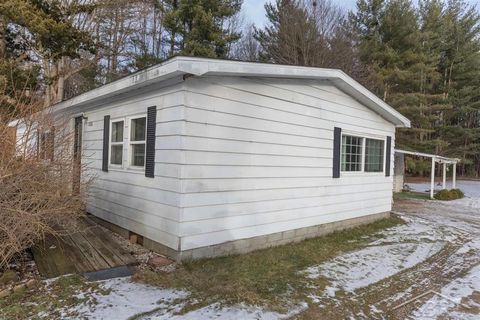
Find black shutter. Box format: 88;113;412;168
102;115;110;172
385;136;392;177
332;127;341;178
145;106;157;178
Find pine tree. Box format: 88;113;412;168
0;0;95;106
438;0;480;175
163;0;242;58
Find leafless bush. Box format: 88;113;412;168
0;97;92;270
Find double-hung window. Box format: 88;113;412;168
129;117;146;167
341;133;385;173
109;116;147;168
110;120;124;165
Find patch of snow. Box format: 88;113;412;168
304;242;444;293
407;180;480;209
146;302;308;320
412;264;480;320
371;216;457;244
65;277;188;320
62;277;306;320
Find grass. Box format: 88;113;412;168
394;191;431;201
133;216;404;311
0;274;109;320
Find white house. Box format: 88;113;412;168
23;57;411;260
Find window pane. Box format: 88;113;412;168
341;135;363;172
131;117;146;141
111;121;124;142
111;145;123;165
131;143;145;167
365;138;384;172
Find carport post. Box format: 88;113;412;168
431;157;435;199
442;162;447;190
452;162;457;189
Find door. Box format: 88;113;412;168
73;116;83;193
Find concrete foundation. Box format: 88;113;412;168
89;211;391;262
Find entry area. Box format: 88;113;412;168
32;217;137;280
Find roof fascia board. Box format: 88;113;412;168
51;56;411;128
52;58;188;114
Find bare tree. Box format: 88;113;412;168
230;24;261;61
0;75;92;270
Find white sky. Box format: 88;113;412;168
242;0;480;28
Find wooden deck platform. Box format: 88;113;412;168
32;217;137;279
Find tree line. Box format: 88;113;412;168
1;0;479;176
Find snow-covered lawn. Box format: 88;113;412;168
28;180;480;319
62;277;306;319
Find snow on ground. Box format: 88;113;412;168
154;302;308;320
412;264;480;320
303;180;480;318
406;179;480;197
304;240;444;294
64;277;188;319
407;180;480;209
63;277;305;320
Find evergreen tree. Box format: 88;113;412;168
0;0;95;107
163;0;242;58
438;0;480;175
254;0;319;65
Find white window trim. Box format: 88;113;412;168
127;114;147;170
109;118;125;169
340;130;387;176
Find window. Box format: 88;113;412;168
341;133;385;174
341;135;363;171
39;130;54;161
129;117;146;167
110;120;124;165
365;138;384;172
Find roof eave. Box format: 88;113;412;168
52;56;411;128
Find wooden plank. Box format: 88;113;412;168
82;218;137;266
61;235;96;274
68;231;111;271
32;242;58;278
41;236;77;277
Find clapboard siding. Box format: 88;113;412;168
186;77;395;132
181;189;393;222
181;204;391;250
182;176;392;193
82;81;185;251
86;203;179;249
180;197;392;237
179;76;395;250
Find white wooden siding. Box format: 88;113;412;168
82;80;185;251
179;76;396;251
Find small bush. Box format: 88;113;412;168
450;188;464;198
434;189;464;201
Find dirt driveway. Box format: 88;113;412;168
298;181;480;319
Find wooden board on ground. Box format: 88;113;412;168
32;217;137;279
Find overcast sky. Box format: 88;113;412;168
242;0;480;28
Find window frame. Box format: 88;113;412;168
340;131;387;176
127;114;147;169
109;118;125;168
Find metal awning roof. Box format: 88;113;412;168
395;149;460;164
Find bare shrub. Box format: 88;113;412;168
0;95;92;270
